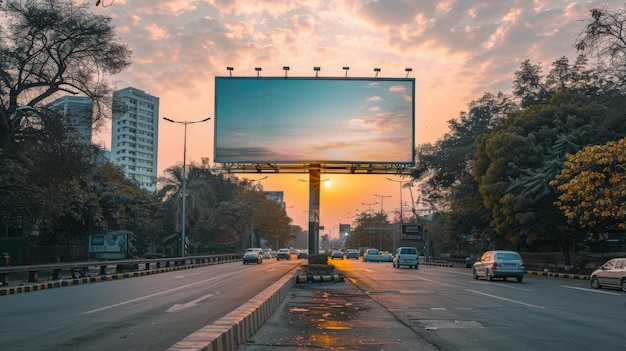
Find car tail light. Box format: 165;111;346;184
521;262;526;269
491;262;498;268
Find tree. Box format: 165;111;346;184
575;5;626;75
551;137;626;231
0;0;131;159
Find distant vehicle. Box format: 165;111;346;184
590;258;626;291
346;249;360;259
297;250;309;259
393;247;419;269
473;250;525;282
290;248;299;255
380;251;394;262
276;248;291;260
330;250;344;260
363;249;380;262
242;250;263;264
261;248;272;259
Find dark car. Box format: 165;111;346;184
276;248;291;260
330;250;344;260
242;249;262;264
346;249;360;259
297;250;309;259
590;258;626;291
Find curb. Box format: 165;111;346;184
295;273;345;284
167;272;295;351
526;270;589;280
422;262;454;268
0;262;219;296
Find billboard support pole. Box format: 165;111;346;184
308;165;321;254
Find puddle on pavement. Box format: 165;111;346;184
319;320;353;330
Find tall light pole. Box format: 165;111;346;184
387;178;411;253
386;178;410;224
163;116;211;257
373;194;391;250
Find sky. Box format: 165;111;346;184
91;0;625;238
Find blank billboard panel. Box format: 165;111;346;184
214;77;415;164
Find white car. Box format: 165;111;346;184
393;246;418;269
590;258;626;291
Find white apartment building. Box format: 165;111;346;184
46;96;93;146
111;87;159;192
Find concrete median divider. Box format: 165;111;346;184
167;271;295;351
295;273;345;284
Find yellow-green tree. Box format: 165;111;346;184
552;137;626;230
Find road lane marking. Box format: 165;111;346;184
470;281;533;292
466;289;546;309
83;275;227;314
174;272;202;278
560;285;621;295
166;293;215;312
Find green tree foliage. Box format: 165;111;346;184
413;92;517;251
552;138;626;231
158;159;292;253
474;85;626;250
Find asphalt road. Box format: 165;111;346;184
332;259;625;350
0;258;302;351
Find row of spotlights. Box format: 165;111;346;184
225;67;413;77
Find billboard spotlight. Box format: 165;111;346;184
343;66;350;77
374;68;381;78
405;68;412;78
227;66;233;76
283;66;290;78
313;66;320;78
255;67;262;77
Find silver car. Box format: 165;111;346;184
473;250;525;282
590;258;626;291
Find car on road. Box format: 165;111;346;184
393;246;419;268
297;250;309;259
363;248;380;262
590;258;626;291
276;248;291;260
242;249;262;264
380;251;394;262
473;250;525;282
261;248;272;259
330;250;344;260
346;249;360;259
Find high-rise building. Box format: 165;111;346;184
46;96;93;145
111;87;159;192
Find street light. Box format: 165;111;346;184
162;116;211;257
373;194;391;250
386;178;411;224
361;202;377;212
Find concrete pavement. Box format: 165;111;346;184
237;278;439;351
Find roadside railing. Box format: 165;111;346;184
0;253;241;286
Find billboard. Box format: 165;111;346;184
214;77;415;164
401;224;423;241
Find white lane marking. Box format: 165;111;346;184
560;285;621;295
466;289;546;309
166;293;215;313
174;272;202;278
469;281;533;292
83;275;227;314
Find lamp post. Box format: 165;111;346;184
373;194;391;250
162;116;211;257
387;178;411;252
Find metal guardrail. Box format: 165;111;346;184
0;253;241;286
